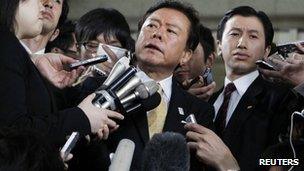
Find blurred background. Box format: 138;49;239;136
68;0;304;88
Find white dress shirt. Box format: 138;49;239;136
213;70;259;125
19;40;45;55
146;75;172;116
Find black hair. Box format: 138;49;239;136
141;132;190;171
217;6;274;47
57;0;69;28
0;127;65;171
75;8;134;52
0;0;23;32
198;24;215;62
45;20;75;53
137;0;200;51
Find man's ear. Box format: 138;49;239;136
49;29;60;42
206;52;216;68
263;45;271;59
180;49;193;65
51;47;63;54
217;40;222;57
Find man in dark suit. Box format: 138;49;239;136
106;1;214;170
207;6;300;170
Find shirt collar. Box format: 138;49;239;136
158;75;172;102
19;40;32;54
18;41;45;55
224;70;259;96
34;48;45;55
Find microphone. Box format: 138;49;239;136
125;92;161;113
98;75;142;109
103;56;130;87
109;139;135;171
120;81;159;106
141;132;190;171
92;66;137;108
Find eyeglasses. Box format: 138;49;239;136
80;42;100;53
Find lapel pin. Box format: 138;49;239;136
178;107;185;115
247;105;253;109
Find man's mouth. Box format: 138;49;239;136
41;11;53;20
233;52;250;60
144;43;163;53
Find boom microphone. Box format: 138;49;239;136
141;132;190;171
109;139;135;171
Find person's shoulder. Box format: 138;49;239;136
0;27;27;58
258;76;294;95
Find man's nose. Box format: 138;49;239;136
43;0;54;9
152;29;163;41
237;36;248;49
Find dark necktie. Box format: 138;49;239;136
215;82;236;137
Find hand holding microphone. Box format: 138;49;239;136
78;93;124;139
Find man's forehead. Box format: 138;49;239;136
146;8;190;30
225;15;264;33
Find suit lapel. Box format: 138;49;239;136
223;76;264;142
130;79;192;144
209;87;223;104
163;80;189;134
131;109;150;144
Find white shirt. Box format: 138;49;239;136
158;75;173;108
213;70;259;125
19;40;45;55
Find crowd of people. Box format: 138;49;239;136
0;0;303;170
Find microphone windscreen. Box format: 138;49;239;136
140;92;161;111
141;132;190;171
109;139;135;171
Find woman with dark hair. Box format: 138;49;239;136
0;0;123;151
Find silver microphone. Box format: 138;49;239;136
121;81;159;106
103;57;130;87
100;75;142;109
109;139;135;171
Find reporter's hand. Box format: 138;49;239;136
259;56;304;86
96;45;119;75
59;152;73;170
33;53;84;88
187;78;216;102
78;94;124;140
185;123;239;171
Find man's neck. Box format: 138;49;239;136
21;32;53;54
226;69;257;81
138;63;172;81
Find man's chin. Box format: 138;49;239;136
41;23;56;35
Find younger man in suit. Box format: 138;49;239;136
208;6;300;170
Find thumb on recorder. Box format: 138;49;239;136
78;93;124;140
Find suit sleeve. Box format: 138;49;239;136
0;33;91;145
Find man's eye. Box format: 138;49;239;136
249;35;258;39
54;0;61;4
230;33;239;36
167;29;177;35
147;24;156;28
